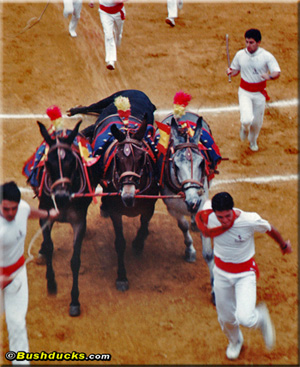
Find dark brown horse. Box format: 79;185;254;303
97;118;158;291
33;121;94;316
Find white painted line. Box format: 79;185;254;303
19;174;298;195
0;98;298;120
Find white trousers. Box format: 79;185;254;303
1;267;30;365
99;9;125;63
238;87;266;145
167;0;178;18
214;266;264;344
63;0;82;32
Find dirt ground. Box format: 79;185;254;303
0;1;298;365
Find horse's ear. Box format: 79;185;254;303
191;116;203;143
37;121;55;147
133;118;147;141
65;119;82;145
170;117;180;141
111;124;126;142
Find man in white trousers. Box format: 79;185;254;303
166;0;183;27
90;0;126;70
195;192;292;360
227;29;281;151
1;182;59;365
63;0;82;37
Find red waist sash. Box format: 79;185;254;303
0;255;25;289
99;3;125;20
240;78;270;101
215;255;259;279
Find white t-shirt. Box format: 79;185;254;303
0;200;31;267
99;0;122;7
231;47;281;84
208;209;271;263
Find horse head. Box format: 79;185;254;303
110;119;149;208
169;116;207;213
37;120;83;209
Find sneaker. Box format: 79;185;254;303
69;30;77;37
239;125;248;141
250;142;259;151
165;17;175;27
106;61;115;70
257;303;276;350
178;0;183;10
226;330;244;360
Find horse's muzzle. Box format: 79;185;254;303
121;184;136;208
53;191;71;209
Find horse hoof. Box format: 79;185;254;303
116;280;129;292
35;253;46;265
184;252;196;263
69;305;81;317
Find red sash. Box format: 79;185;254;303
215;255;260;279
195;209;237;238
99;3;125;20
0;255;25;289
240;78;270;101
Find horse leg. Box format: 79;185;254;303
110;213;128;292
177;216;197;263
39;219;57;294
68;219;86;317
132;205;155;255
201;235;215;304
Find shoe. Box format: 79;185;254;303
69;30;77;37
239;125;249;141
106;61;115;70
178;0;183;10
250;142;259;151
165;17;175;27
226;330;243;360
257;303;276;350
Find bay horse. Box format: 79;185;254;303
30;121;93;316
94;115;158;291
159;112;218;303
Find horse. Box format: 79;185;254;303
158;112;220;303
93;114;158;292
27;121;93;316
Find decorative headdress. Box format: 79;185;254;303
46;105;63;131
173;91;192;119
114;96;131;125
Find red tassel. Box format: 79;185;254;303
173;91;192;107
46;105;62;121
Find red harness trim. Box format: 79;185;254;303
240;78;270;101
1;255;25;289
214;255;260;279
99;3;125;19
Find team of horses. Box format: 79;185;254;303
25;90;219;316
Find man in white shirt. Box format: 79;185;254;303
90;0;126;70
226;29;281;151
195;191;292;360
0;182;58;365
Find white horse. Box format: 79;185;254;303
159;113;215;303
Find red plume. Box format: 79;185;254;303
46;105;62;121
173;91;192;107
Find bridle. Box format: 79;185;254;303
112;137;154;194
43;141;86;196
165;138;205;195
